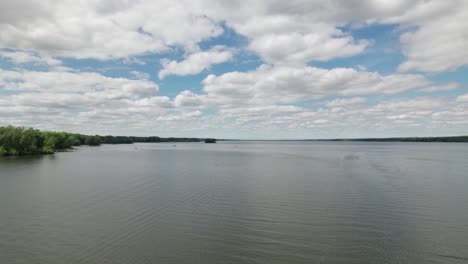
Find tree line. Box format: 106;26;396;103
324;136;468;142
357;137;468;142
0;126;203;156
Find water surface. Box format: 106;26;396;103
1;141;468;263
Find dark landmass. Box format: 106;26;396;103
204;138;216;143
0;126;209;156
2;125;466;156
322;136;468;143
223;136;468;142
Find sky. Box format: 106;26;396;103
0;0;467;139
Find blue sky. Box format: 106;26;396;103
0;0;467;139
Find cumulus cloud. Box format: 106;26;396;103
0;68;231;135
1;0;466;73
419;82;460;93
0;50;61;66
325;97;367;107
1;67;467;137
174;90;206;108
212;0;468;71
130;71;150;80
188;95;467;137
0;69;159;97
201;64;431;107
456;94;468;103
397;4;468;72
0;0;223;60
0;69;171;127
351;0;468;73
1;0;467;137
240;18;369;65
159;46;233;79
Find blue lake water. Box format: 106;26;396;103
1;141;468;263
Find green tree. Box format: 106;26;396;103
85;136;102;146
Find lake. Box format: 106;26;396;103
1;141;468;263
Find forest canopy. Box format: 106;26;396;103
0;126;203;156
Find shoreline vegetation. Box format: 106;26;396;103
0;126;207;156
325;136;468;143
1;125;466;157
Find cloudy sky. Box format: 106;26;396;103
1;0;467;139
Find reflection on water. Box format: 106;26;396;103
1;141;468;264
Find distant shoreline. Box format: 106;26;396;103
321;136;468;143
0;125;210;157
2;125;467;157
220;136;468;143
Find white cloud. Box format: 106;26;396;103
130;71;150;80
419;82;460;93
0;0;223;60
242;18;369;65
1;0;466;73
0;68;218;135
157;110;202;121
187;95;468;137
369;97;444;113
0;69;170;118
456;94;468;103
204;0;468;71
325;97;367;107
174;90;205;108
1;66;467;137
159;46;233;79
397;7;468;72
387;1;468;72
201;64;431;107
432;105;468;126
0;50;61;66
1;0;467;137
0;69;158;97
